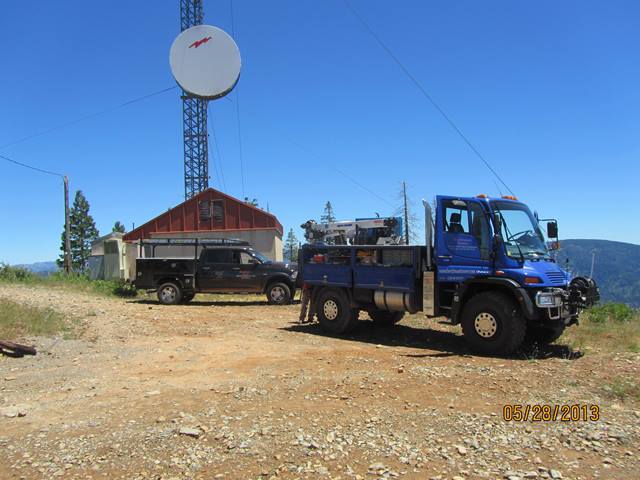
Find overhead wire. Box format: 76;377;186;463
288;140;396;209
230;0;246;199
334;167;396;209
0;85;178;150
0;152;64;178
342;0;516;197
207;102;227;191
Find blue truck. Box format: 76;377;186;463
298;194;599;355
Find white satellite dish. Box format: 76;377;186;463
170;25;241;100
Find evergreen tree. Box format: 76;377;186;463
58;191;99;273
283;228;300;262
320;201;336;223
112;221;126;233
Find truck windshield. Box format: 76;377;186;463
491;201;549;260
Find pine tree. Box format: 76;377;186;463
283;228;299;263
320;201;336;223
58;191;99;273
112;221;126;233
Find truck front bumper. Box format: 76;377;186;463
534;277;599;324
535;289;571;322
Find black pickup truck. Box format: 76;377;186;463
134;239;298;305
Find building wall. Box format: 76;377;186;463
103;239;124;281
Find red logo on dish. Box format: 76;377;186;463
189;36;212;49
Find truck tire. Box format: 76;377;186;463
526;325;565;345
316;288;359;334
369;310;405;325
266;282;292;305
461;292;526;355
157;282;182;305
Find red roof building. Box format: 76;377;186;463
123;188;283;261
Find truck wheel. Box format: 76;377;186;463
369;310;405;325
157;282;182;305
266;282;291;305
461;292;526;355
316;288;359;334
526;325;565;345
181;292;195;304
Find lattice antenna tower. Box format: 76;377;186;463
181;0;209;199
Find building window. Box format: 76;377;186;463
212;200;224;224
199;200;224;223
199;200;211;222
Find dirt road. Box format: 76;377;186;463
0;284;638;479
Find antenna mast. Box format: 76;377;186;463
180;0;209;199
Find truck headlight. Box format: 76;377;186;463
291;271;298;280
536;291;562;308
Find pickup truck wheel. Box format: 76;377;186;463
157;282;182;305
461;292;526;355
526;324;565;345
369;310;405;325
266;282;291;305
316;288;358;334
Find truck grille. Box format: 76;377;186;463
545;270;566;285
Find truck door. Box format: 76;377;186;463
198;248;235;291
435;197;492;283
228;251;262;292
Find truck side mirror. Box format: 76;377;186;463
546;221;558;239
492;214;502;240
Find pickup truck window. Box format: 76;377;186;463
203;249;233;264
238;252;255;264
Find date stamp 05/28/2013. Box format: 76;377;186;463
503;404;601;422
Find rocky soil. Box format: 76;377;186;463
0;283;638;479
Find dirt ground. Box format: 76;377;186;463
0;284;638;480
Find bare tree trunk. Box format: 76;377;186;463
403;181;409;245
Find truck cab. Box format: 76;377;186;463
432;194;598;353
299;195;598;355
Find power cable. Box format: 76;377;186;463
334;167;396;209
230;0;246;199
288;140;395;208
342;0;515;197
207;103;227;191
0;153;64;178
0;85;178;150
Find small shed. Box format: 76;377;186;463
88;232;129;281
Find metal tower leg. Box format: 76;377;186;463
180;0;210;199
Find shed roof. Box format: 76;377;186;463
123;188;282;242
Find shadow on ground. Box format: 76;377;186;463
282;321;583;361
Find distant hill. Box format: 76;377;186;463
15;261;59;276
556;239;640;307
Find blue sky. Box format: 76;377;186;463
1;0;639;264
